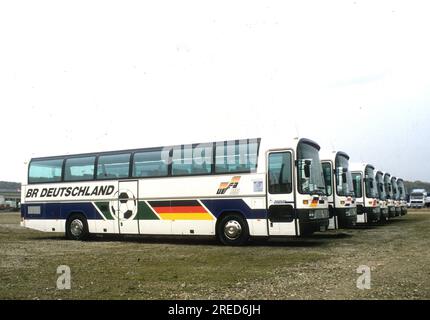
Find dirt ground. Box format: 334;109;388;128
0;210;429;300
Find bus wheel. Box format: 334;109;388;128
217;214;249;246
66;214;89;241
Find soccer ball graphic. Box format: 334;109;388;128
109;190;138;220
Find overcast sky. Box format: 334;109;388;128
1;0;429;182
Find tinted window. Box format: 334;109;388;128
29;159;63;184
383;175;392;198
133;149;170;177
97;153;130;179
64;157;95;181
268;152;292;194
352;173;362;198
297;142;325;195
215;139;259;173
375;173;386;200
335;155;354;197
322;162;333;196
172;144;213;176
365;167;377;198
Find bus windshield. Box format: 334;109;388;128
384;175;393;199
297;142;326;195
335;155;354;197
375;172;387;200
392;179;399;200
365;166;377;198
397;181;406;200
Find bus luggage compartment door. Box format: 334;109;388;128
116;180;140;234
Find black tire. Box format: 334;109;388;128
216;214;249;246
66;213;89;241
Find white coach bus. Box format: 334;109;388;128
383;172;396;218
321;151;357;229
350;163;381;224
391;176;402;217
396;178;408;215
375;170;389;222
21;137;329;246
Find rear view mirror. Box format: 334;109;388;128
304;163;311;178
298;159;312;179
342;172;347;182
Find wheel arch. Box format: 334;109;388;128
215;210;249;234
65;210;89;224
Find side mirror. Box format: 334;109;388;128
342;172;347;182
302;159;312;178
304;163;311;178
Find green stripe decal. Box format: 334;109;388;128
136;201;160;220
95;202;114;220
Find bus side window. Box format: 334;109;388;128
215;139;259;174
28;159;63;184
171;144;212;176
64;156;96;181
97;153;131;180
133;149;169;177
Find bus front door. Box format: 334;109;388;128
117;180;140;234
267;151;297;236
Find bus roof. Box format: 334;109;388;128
320;150;350;163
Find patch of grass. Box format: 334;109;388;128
1;212;429;299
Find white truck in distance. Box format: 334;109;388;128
409;189;427;209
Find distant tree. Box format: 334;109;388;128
0;181;21;190
404;180;430;194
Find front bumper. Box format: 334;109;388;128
357;206;381;222
379;207;389;220
336;207;357;228
388;206;397;217
366;207;381;222
297;209;330;235
395;207;402;216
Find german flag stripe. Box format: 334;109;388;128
153;206;208;214
157;213;214;220
310;199;319;208
148;200;200;207
147;200;214;220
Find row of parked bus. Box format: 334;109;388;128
20;136;408;245
320;151;407;231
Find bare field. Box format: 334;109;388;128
0;210;429;300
